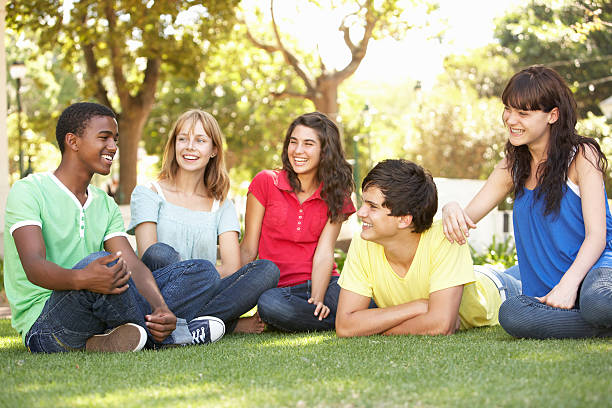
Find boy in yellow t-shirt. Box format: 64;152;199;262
336;159;521;337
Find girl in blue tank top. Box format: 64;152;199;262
441;66;612;339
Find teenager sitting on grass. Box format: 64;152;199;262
336;159;517;337
240;112;355;332
128;109;279;334
442;65;612;339
3;102;224;353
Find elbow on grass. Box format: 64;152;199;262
335;318;358;338
427;322;457;336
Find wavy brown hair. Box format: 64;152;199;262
502;65;607;215
281;112;354;223
159;110;230;200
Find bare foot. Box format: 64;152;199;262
233;312;266;334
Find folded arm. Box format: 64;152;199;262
336;285;463;337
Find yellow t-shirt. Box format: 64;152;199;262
338;221;501;329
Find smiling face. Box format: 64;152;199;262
174;118;217;174
502;105;558;150
287;125;321;178
357;186;411;244
74;115;118;176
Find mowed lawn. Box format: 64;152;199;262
0;319;610;408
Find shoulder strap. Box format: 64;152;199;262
150;181;167;201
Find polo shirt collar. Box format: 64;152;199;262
48;172;93;210
275;170;323;200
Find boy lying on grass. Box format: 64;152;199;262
336;159;519;337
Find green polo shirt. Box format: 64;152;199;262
3;173;128;341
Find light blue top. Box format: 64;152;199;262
513;179;612;297
127;182;240;264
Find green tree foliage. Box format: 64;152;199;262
8;0;239;203
494;0;612;116
241;0;437;122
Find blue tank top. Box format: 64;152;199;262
513;181;612;296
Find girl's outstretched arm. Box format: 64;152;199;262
442;158;514;244
240;193;265;266
309;219;342;320
537;146;608;309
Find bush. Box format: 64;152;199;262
334;248;347;272
471;235;517;270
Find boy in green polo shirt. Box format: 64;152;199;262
4;102;224;352
336;159;521;337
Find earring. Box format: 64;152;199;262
211;154;216;158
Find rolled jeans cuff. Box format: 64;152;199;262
170;318;191;345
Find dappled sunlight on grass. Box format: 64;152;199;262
0;335;21;348
256;332;335;348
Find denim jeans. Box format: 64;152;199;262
257;276;341;332
474;264;522;301
25;250;220;353
141;242;280;333
499;266;612;339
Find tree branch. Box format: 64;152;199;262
332;0;378;83
244;25;280;53
82;43;113;108
270;90;310;100
578;75;612;87
137;57;161;110
103;1;129;108
546;54;612;68
269;0;315;93
338;12;358;53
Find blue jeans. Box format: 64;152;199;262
25;251;220;353
257;276;341;332
141;242;280;333
499;266;612;339
474;264;522;301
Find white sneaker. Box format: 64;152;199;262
188;316;225;344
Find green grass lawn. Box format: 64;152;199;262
1;320;611;408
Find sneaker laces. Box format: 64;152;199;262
191;323;210;344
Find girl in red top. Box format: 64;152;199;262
240;112;356;331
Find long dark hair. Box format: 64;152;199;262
281;112;354;223
502;65;607;214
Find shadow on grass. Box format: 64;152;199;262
1;321;611;407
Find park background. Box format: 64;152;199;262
1;0;611;246
0;0;611;310
0;2;611;407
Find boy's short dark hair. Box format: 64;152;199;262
55;102;116;153
362;159;438;233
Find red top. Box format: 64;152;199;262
249;170;356;287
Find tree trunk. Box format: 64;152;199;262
117;109;148;204
312;78;339;123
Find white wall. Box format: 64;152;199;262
435;177;513;253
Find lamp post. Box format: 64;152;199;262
10;61;26;178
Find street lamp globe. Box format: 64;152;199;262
9;61;26;80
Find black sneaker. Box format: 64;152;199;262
85;323;147;352
189;316;225;345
